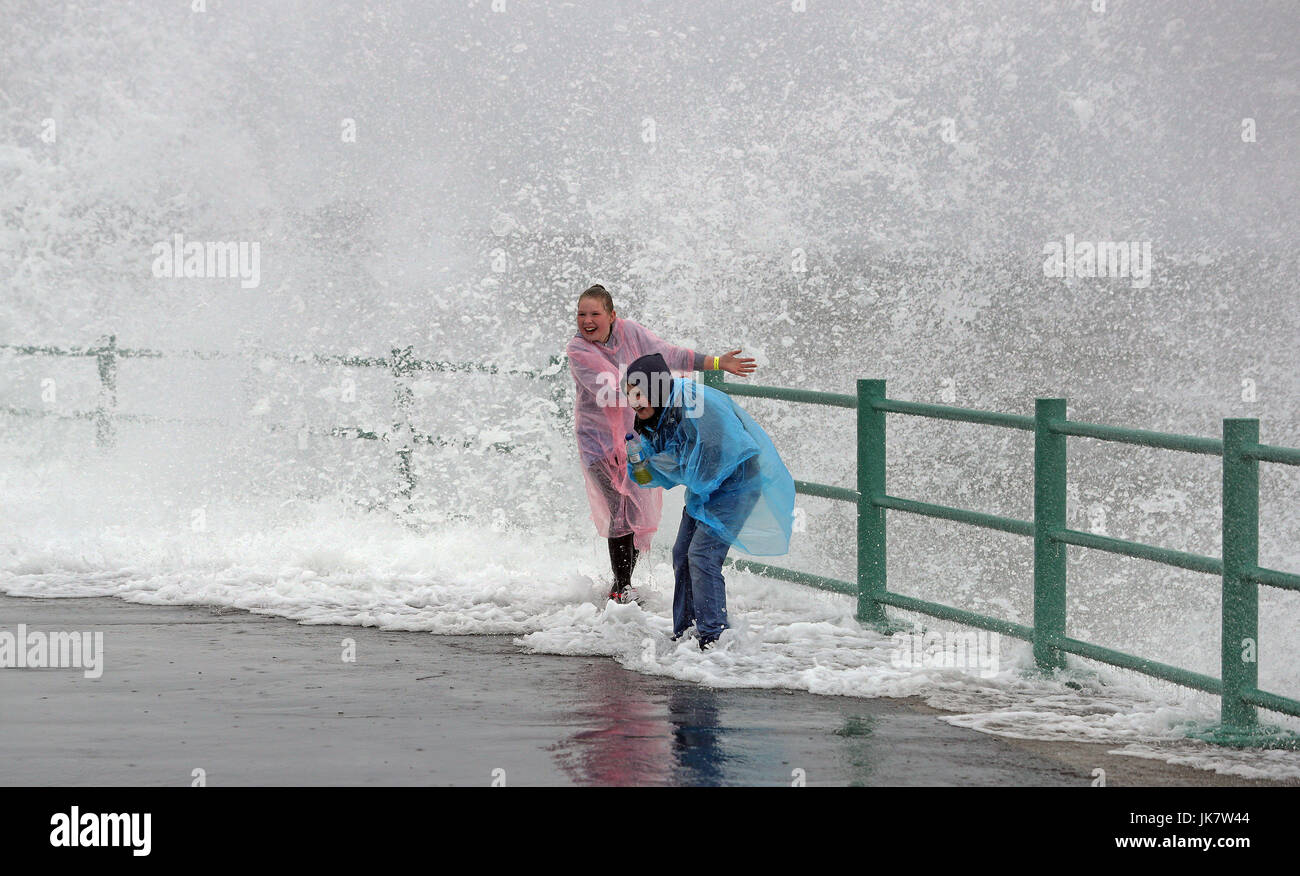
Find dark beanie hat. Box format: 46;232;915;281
624;352;678;434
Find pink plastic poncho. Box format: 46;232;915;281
565;318;700;552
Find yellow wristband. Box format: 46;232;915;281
713;356;720;370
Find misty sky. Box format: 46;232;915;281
2;0;1297;350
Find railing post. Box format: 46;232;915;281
1033;398;1067;671
94;334;118;448
390;345;417;513
700;368;724;390
547;353;570;426
857;379;888;627
1220;418;1259;735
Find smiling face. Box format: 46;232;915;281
576;295;615;344
624;382;655;419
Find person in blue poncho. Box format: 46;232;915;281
623;352;796;651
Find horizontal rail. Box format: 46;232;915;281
710;381;857;409
1058;636;1223;695
1244;442;1300;466
874;494;1035;537
728;569;1300;718
4;405;99;421
724;558;856;596
4;405;226;426
0;342;556;378
0;343;102;357
1;342;226;361
873;398;1035;431
408;359;559;378
1052;528;1223;575
3;405;509;450
1240;687;1300;719
793;479;858;503
1247;566;1300;592
1052;418;1223;456
875;592;1036;640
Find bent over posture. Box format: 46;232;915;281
623;352;795;649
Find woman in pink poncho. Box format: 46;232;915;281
565;284;756;602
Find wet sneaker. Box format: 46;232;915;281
607;584;642;606
698;635;719;652
671;625;696;642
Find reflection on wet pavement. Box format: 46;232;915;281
548;659;970;786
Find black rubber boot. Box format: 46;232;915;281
607;533;638;599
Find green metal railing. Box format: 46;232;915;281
5;337;1299;746
701;370;1300;748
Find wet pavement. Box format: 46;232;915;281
0;594;1280;786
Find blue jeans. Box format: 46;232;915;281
671;508;733;640
671;463;761;640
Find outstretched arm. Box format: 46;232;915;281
627;320;758;377
707;349;757;377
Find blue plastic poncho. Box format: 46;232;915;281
627;376;795;557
